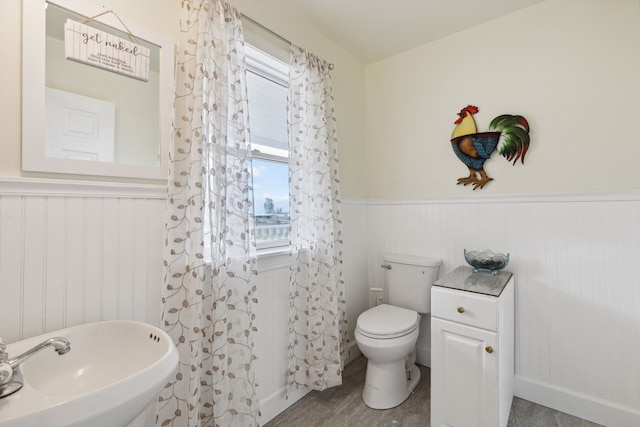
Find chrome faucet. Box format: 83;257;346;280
7;337;71;368
0;338;12;386
0;336;71;398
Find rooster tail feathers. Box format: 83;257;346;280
489;114;530;132
499;126;530;164
489;114;531;165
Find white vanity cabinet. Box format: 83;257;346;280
430;266;514;427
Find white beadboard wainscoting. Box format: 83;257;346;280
0;179;166;343
254;200;369;424
364;191;640;427
0;178;368;427
0;178;166;427
2;177;639;427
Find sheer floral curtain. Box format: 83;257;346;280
287;44;348;392
156;1;258;426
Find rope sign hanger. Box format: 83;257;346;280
79;8;139;44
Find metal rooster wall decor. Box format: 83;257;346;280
450;105;531;190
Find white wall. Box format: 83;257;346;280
0;0;24;175
362;1;640;425
365;0;640;198
2;0;368;197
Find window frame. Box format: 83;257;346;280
245;44;291;252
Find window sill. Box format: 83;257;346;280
256;246;291;272
202;245;291;272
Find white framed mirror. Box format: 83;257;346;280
22;0;174;180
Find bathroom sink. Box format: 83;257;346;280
0;320;178;427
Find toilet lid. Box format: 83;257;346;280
356;304;418;339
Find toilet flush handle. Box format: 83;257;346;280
381;264;392;270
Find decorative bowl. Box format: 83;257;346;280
464;249;509;275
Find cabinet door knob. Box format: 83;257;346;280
457;306;465;313
485;346;494;354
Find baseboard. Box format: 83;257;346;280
259;384;312;425
258;342;361;425
344;340;361;365
514;375;640;427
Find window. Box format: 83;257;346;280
245;44;290;249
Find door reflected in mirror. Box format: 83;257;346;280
45;87;116;162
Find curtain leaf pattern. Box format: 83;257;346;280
156;1;258;426
287;45;348;392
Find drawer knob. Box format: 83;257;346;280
457;306;465;313
485;346;494;354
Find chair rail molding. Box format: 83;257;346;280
362;189;640;205
0;177;166;199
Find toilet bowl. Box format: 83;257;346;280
355;304;421;409
355;254;441;409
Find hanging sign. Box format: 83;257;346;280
64;19;150;82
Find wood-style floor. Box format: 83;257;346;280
264;356;603;427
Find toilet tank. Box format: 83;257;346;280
383;254;441;314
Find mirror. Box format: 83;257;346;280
22;0;174;180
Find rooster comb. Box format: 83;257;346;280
461;105;479;114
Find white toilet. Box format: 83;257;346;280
355;254;441;409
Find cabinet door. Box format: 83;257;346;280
431;317;498;427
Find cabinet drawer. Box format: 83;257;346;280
431;286;498;331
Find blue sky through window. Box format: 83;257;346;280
252;158;289;215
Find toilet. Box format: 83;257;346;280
355;254;441;409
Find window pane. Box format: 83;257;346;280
246;70;288;156
253;158;290;242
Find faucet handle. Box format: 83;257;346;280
0;337;5;354
0;362;12;386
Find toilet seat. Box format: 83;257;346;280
356;304;419;339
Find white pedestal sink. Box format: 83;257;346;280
0;320;178;427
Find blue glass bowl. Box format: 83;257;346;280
464;249;509;275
